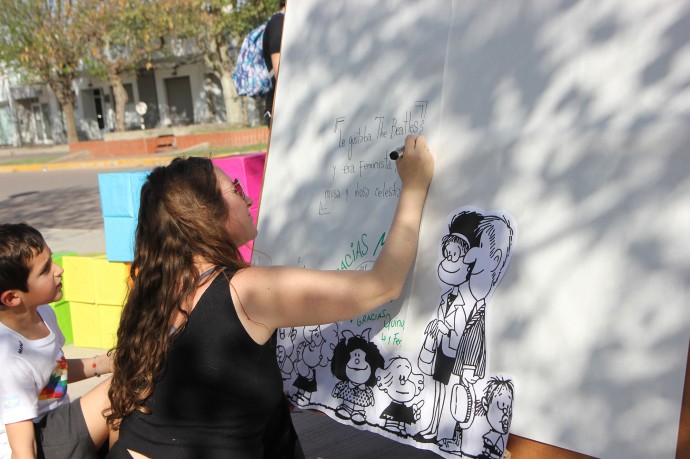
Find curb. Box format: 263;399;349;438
0;156;173;173
0;151;253;173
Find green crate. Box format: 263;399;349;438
49;301;73;345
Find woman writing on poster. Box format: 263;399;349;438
105;134;433;458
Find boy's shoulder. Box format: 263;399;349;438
0;318;25;361
0;305;59;351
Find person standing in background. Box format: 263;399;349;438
262;0;286;127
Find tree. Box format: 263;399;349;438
186;0;280;125
0;0;89;144
80;0;192;132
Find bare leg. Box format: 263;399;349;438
78;376;112;450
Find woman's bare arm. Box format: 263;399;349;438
233;135;433;337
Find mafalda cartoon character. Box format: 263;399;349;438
376;356;425;437
331;329;384;425
293;325;330;406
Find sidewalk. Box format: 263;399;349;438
0;125;269;173
0;143;185;173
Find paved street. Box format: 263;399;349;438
0;167;150;253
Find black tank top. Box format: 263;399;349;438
117;269;284;458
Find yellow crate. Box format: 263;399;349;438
98;304;123;349
62;255;99;304
93;259;130;306
70;301;102;348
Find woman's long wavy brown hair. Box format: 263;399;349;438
106;157;249;429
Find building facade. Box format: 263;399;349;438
0;56;264;147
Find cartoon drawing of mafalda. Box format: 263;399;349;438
277;327;298;381
330;329;384;425
474;377;514;459
292;325;332;407
415;210;484;444
439;212;515;452
376;356;425;437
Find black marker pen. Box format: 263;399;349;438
389;146;405;160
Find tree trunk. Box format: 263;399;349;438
219;68;243;124
214;36;243;125
61;98;78;145
109;67;128;132
50;82;79;144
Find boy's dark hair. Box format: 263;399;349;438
0;223;46;293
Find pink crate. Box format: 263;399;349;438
212;153;266;262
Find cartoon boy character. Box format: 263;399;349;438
377;357;425;437
293;325;330;406
476;377;514;459
330;329;384;425
415;210;483;443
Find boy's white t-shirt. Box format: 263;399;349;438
0;305;70;457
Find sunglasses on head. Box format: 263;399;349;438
230;178;246;200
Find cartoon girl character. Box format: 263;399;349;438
330;329;384;425
377;356;425;437
293;325;330;406
276;345;294;381
277;327;297;381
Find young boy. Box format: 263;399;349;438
0;223;113;458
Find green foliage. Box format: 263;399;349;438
0;0;88;83
190;0;281;51
0;0;89;142
80;0;191;77
0;0;280;86
0;0;281;132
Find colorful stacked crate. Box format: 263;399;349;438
212;153;266;262
98;171;149;262
94;257;130;349
61;254;130;349
49;251;76;345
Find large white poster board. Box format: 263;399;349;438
253;1;690;458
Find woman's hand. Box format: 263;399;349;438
396;135;434;194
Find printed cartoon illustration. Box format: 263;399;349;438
277;206;516;459
440;213;514;451
293;325;332;406
415;210;484;444
377;356;425;437
277;327;297;381
331;329;384;425
475;377;514;459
